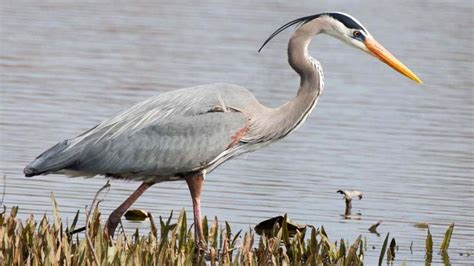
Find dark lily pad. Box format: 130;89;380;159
124;209;149;221
254;215;306;236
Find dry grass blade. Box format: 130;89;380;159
50;192;61;230
84;181;110;265
345;235;362;266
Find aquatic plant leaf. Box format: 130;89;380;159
281;214;290;245
358;237;364;261
225;221;231;240
338;238;346;260
346;235;361;265
231;229;242;249
203;216;209;242
210;216;219;249
70;210;80;232
425;228;433;254
177;209;187;250
321;225;328;238
387;238;396;261
364;235;367;251
440;223;454;252
378;232;389;266
441;251;451;265
145;213;156;239
0;198;421;265
10;205;18;218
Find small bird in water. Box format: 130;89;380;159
368;220;382;236
24;12;421;247
337;190;363;217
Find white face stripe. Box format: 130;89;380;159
316;14;372;53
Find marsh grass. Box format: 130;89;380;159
0;195;455;265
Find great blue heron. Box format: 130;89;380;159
24;12;421;246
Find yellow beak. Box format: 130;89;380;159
364;38;422;84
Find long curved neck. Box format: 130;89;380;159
267;24;325;139
288;28;324;99
288;31;321;87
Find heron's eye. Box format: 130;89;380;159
353;31;362;38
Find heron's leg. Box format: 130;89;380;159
106;182;154;238
185;173;206;249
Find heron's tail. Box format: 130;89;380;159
24;140;76;177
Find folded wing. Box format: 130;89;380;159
24;85;251;178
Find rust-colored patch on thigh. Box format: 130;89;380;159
227;121;249;149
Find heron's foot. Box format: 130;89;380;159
193;239;209;264
195;239;208;252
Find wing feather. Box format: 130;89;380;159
24;84;256;178
67;112;246;177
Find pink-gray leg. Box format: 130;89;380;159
185;173;206;249
106;182;153;238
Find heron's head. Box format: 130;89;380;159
259;12;422;84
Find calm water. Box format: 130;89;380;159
1;0;473;264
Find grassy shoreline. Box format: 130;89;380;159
0;194;455;265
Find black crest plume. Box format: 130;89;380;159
258;14;323;52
